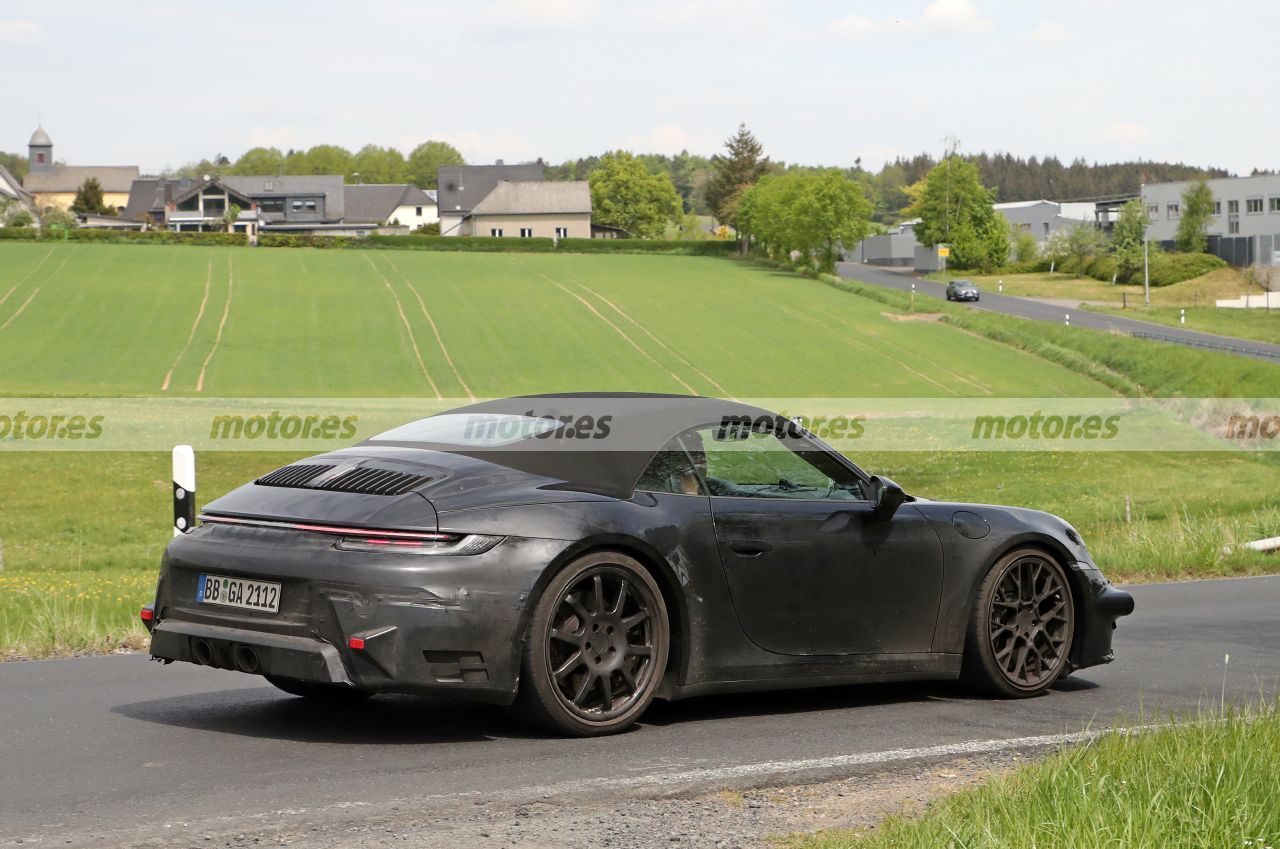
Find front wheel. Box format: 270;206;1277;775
961;548;1075;697
515;551;669;736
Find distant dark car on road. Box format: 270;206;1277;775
946;279;980;302
144;394;1133;736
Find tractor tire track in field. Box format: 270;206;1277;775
161;257;214;392
379;254;475;401
812;305;996;396
539;272;699;395
0;249;73;332
782;306;959;396
0;246;55;310
195;257;235;393
559;274;734;399
363;254;442;399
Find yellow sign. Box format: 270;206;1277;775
937;246;950;257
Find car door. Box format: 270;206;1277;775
685;423;944;657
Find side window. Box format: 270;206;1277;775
635;436;706;496
685;424;866;501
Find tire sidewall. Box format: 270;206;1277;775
520;551;670;736
965;548;1075;698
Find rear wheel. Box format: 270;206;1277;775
265;675;372;703
516;551;669;736
961;548;1074;697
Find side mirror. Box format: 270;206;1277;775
868;475;907;517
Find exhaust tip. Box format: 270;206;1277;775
191;638;214;666
234;644;261;674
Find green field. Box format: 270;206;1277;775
1;242;1278;657
0;243;1105;397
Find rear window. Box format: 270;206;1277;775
369;414;563;447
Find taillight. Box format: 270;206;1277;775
335;533;503;556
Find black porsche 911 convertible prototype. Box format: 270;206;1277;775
145;394;1134;736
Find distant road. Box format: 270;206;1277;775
2;576;1279;846
836;262;1280;362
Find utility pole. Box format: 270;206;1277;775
1143;237;1150;305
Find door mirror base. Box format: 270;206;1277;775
868;475;908;518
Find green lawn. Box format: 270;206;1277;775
1;243;1279;657
783;704;1280;849
1088;304;1280;346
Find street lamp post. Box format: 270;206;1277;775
1143;235;1150;306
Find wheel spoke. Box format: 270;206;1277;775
550;627;580;645
571;671;596;706
553;651;584;679
612;580;630;615
565;594;591;622
626;644;652;657
619;665;637;693
592;575;605;615
598;674;614;711
623;610;649;630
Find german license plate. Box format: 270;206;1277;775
196;573;280;613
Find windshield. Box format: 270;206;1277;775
369;413;563;447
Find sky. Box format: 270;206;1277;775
1;0;1271;176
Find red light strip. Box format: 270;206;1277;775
197;513;454;541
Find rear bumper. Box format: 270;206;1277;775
147;523;573;704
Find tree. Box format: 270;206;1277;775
737;171;873;271
589;151;681;238
352;144;407;184
1176;177;1214;253
0;151;28;180
70;177;112;215
40;207;76;230
406;141;465;189
907;157;1005;269
706;123;769;227
1047;222;1110;278
285;145;355;178
1013;228;1039;264
229;147;285;176
1112;198;1148;279
223;204;242;234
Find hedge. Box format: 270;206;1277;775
259;233;361;249
368;234;557;252
0;227;247;246
555;238;737;256
1035;251;1228;287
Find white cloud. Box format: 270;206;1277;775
1105;121;1152;144
482;0;597;27
1031;20;1068;43
833;0;992;38
0;20;40;41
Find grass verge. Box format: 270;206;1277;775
1087;304;1280;346
781;703;1280;849
926;268;1255;307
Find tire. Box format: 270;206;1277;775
961;548;1075;698
515;551;670;736
265;675;372;703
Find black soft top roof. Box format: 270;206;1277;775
363;393;782;499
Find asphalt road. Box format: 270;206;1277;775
3;575;1279;846
836;261;1280;362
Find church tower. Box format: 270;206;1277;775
28;125;53;175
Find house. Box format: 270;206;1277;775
343;184;438;230
460;180;591;239
20;125;139;212
0;163;34;220
1142;174;1280;266
125;174;378;236
436;162;544;236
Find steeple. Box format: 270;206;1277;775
29;124;53;175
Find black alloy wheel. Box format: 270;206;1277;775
962;548;1075;697
517;551;669;736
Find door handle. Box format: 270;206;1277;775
728;540;773;556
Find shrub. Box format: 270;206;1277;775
367;235;556;252
0;228;247;246
0;226;41;240
259;234;359;249
555;238;737;256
